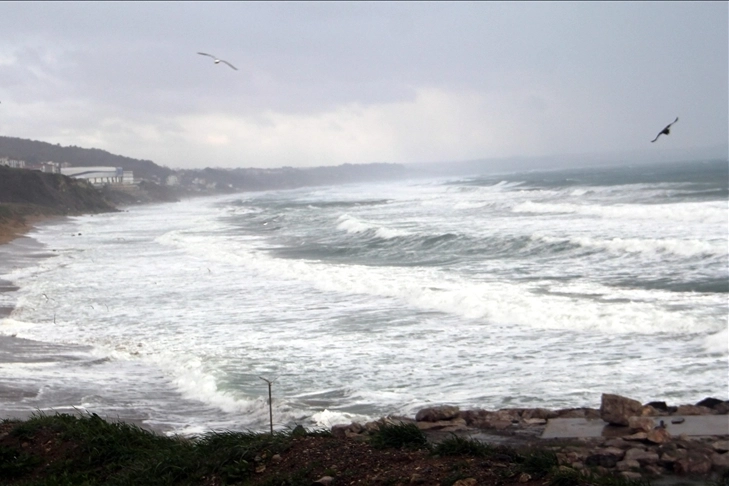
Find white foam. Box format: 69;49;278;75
534;234;726;257
336;214;411;239
2;175;725;435
0;318;37;336
703;327;729;355
513;200;727;224
310;409;374;428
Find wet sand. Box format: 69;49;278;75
0;214;51;245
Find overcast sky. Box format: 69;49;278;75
0;2;726;170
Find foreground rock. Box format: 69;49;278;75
332;394;729;482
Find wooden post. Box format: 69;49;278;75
259;376;274;435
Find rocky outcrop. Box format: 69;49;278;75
331;395;729;482
600;393;643;426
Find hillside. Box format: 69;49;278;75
0;165;119;243
0;136;174;183
0;136;419;193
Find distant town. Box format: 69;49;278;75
0;136;419;196
1;157;135;186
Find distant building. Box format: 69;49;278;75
0;157;26;169
123;171;134;185
60;166;125;186
40;161;61;174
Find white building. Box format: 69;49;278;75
0;157;26;169
60;166;124;185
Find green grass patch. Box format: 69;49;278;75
369;421;429;450
517;448;560;478
2;411;301;486
432;434;496;458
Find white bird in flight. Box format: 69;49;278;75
197;52;238;71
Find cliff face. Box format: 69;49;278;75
0;165;118;218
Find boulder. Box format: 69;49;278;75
521;408;557;420
673;452;713;475
628;416;655;432
646;427;671;444
712;452;729;469
616;459;641;472
415;418;467;431
624;447;659;465
415;405;460;422
696;397;724;409
712;441;729;453
585;447;625;468
331;424;349;439
675;405;713;416
600;394;643;426
645;401;669;411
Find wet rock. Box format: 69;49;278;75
696;397;724;409
628;416;655;432
600;394;643;426
521;408;557;420
604;438;629;448
585;447;624;468
675;405;713;416
415;418;467;431
555;407;600;419
646;427;671;444
673;452;713;475
643;464;666;476
624;447;659;465
712;440;729;453
616;459;641;472
712;452;729;469
331;424;349;439
624;432;648;441
415;405;460;422
645;401;669;411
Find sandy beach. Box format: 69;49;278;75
0;214;56;246
0;216;57;319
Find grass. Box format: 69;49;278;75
2;411;297;486
433;433;496;457
0;412;690;486
369;421;429;450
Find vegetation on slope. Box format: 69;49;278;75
0;412;667;486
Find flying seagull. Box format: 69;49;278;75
651;117;679;143
197;52;238;71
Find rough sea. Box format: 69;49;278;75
0;159;727;436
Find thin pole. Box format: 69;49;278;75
259;376;274;435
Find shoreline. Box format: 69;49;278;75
0;213;62;246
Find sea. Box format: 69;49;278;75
0;159;727;436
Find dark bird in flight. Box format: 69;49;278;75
197;52;238;70
651;117;679;143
